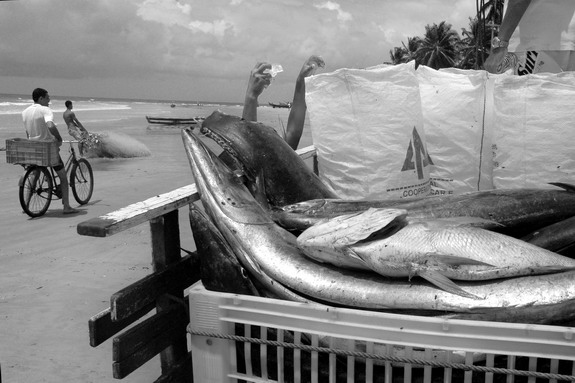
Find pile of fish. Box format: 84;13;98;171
183;110;575;325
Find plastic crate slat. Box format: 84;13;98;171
188;283;575;383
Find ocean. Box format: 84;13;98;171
0;92;312;214
0;93;311;147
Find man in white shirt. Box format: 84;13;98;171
484;0;575;74
22;88;79;214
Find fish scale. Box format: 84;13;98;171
298;209;575;298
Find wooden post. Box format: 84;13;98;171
149;209;189;375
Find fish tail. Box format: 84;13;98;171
418;270;484;300
549;182;575;192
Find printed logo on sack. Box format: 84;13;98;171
401;126;433;180
517;51;538;75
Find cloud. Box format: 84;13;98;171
0;0;484;102
188;19;235;39
314;1;352;23
137;0;192;27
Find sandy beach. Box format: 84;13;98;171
0;101;305;382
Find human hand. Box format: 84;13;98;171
484;48;508;74
245;62;272;100
299;55;325;79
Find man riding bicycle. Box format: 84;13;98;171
22;88;79;214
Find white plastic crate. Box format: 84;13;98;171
5;138;60;166
188;282;575;383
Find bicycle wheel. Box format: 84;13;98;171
19;166;53;217
70;158;94;204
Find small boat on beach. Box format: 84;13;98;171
268;101;292;109
145;116;205;125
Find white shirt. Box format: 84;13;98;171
508;0;575;51
22;104;56;141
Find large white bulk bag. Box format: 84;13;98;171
492;72;575;189
305;61;432;200
418;66;493;194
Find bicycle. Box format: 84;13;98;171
18;140;94;217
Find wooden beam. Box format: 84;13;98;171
89;304;155;347
112;304;189;379
295;144;316;160
76;146;317;238
153;354;193;383
150;210;190;375
77;184;200;237
110;252;200;322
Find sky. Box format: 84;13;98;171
0;0;478;103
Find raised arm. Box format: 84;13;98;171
285;55;325;150
242;62;272;121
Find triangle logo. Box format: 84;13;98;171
401;126;433;180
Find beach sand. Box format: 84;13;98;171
0;104;307;382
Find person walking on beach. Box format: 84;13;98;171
22;88;79;214
63;100;89;155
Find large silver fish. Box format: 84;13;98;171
182;128;575;321
273;185;575;237
189;204;309;302
298;208;575;298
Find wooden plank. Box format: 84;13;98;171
112;304;189;379
89;303;155;347
77;184;200;237
153;353;193;383
110;252;200;322
295;144;316;160
150;210;190;375
77;147;317;238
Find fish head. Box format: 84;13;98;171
182;128;272;225
199;110;338;207
199;110;284;185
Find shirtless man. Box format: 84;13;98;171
63;100;89;154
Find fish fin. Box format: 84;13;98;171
426;253;495;267
549;182;575;193
418;270;484;300
528;265;575;274
235;246;263;275
249;170;270;209
344;248;370;266
314;208;407;247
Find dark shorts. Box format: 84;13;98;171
52;154;64;172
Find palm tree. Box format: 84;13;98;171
387;37;421;65
458;17;493;69
388;46;407;65
478;0;505;28
455;0;505;69
415;21;460;69
402;37;422;63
